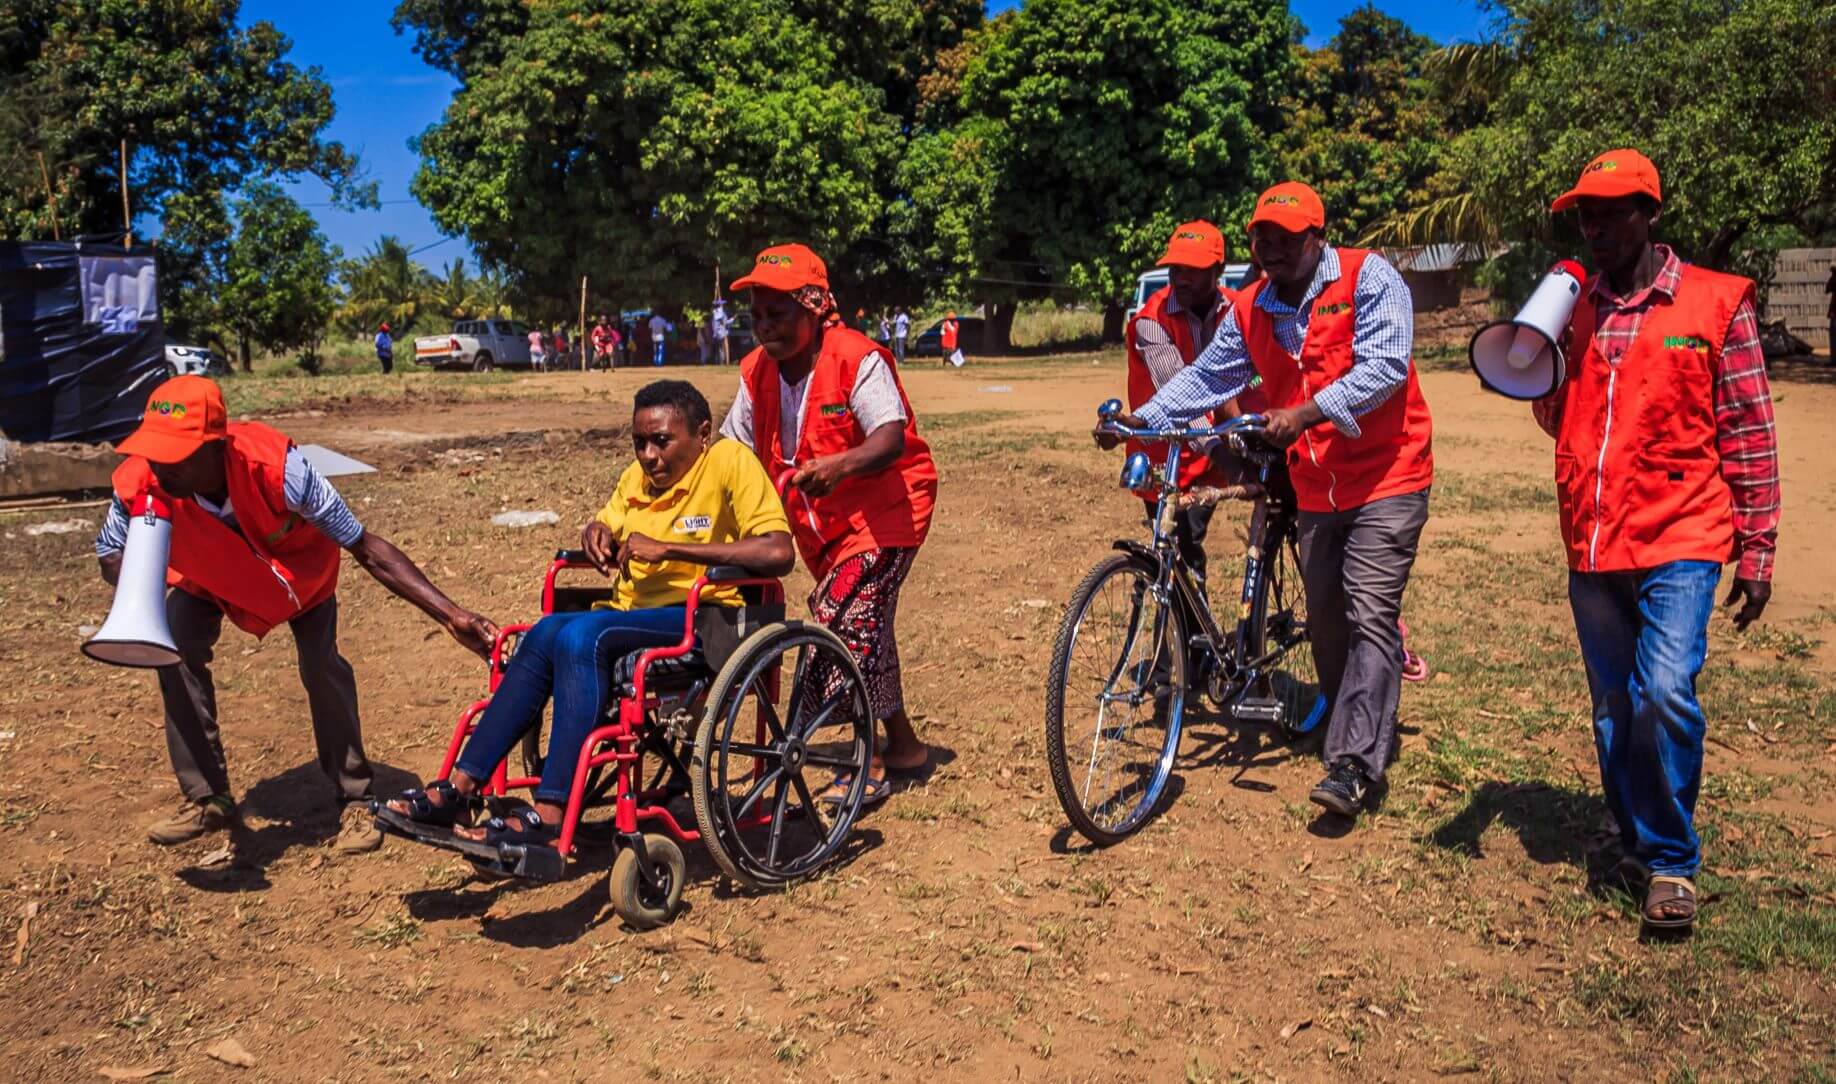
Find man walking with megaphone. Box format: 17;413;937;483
92;376;498;853
1109;182;1434;820
1530;150;1780;933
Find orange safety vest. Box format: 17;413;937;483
739;326;939;579
1551;263;1752;572
1234;248;1434;513
941;319;959;351
112;422;342;636
1123;285;1244;496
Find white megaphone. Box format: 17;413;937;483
1468;260;1587;400
83;491;180;668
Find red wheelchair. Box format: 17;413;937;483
374;547;875;929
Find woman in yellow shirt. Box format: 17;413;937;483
385;381;792;846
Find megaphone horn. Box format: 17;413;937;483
83;491;180;668
1468;260;1586;401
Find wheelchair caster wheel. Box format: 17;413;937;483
610;833;685;930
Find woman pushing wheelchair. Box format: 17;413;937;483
720;244;939;805
380;380;794;846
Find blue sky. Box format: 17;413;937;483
250;0;1494;264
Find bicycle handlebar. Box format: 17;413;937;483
1095;398;1268;444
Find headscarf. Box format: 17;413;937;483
791;284;843;328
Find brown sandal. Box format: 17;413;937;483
1642;875;1697;929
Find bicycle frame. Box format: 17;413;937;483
1104;409;1300;708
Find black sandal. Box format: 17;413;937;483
380;780;473;829
473;807;558;848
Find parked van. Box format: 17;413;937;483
1125;263;1257;323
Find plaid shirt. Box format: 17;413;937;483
1534;246;1779;581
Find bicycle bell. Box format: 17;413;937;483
1119;451;1152;491
1097;398;1123;420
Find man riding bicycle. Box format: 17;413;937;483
1103;182;1433;819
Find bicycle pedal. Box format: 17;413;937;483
1232;697;1281;723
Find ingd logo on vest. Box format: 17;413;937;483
1663;335;1711;355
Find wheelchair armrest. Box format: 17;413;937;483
705;564;773;583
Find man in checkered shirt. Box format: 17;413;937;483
1531;149;1780;934
1109;181;1435;821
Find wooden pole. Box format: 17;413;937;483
35;152;59;241
578;275;588;372
119;138;132;246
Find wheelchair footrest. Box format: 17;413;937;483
1232;696;1282;723
371;805;567;882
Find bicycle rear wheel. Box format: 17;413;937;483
1045;552;1187;846
1262;530;1325;741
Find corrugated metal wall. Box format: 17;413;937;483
1766;247;1835;351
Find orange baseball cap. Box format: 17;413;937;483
731;243;829;293
117;375;228;463
1158;220;1226;268
1551;149;1662;212
1247;182;1326;234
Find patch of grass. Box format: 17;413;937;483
218;368;514;416
1432;469;1557;515
355;912;423;948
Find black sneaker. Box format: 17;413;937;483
1309;760;1370;816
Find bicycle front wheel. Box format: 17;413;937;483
1045;552;1188;846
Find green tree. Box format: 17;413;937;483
897;0;1295;348
1368;0;1836;280
338;237;433;338
0;0;374;331
219;182;340;371
1279;6;1451;241
396;0;926;316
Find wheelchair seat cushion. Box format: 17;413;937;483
612;647;710;693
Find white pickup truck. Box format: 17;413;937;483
414;319;534;371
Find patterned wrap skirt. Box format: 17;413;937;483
806;546;918;721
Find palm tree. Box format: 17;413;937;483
1358;42;1515;249
337;236;433;336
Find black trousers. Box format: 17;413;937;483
159;590;371;805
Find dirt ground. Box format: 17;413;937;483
2;352;1832;1082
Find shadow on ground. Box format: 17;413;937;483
174;759;420;893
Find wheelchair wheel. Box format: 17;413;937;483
691;621;873;890
610;833;686;929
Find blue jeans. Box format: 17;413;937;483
651;339;665;366
454;607;685;803
1567;561;1720;877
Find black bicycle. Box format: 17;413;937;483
1045;401;1326;846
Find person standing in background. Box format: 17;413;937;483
893;307;911;365
374;323;393;375
712;299;732;365
649;311;670;367
592;314;617;370
879;313;892;344
552;326;570;371
527;326;546;371
941;311;965;368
